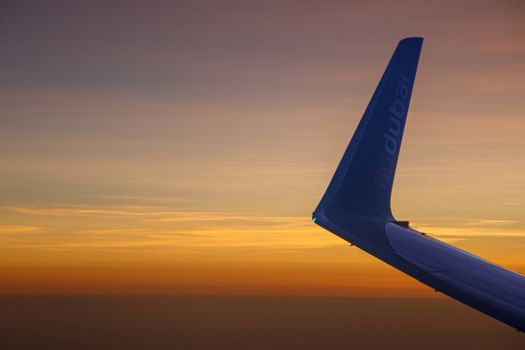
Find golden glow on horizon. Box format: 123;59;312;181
1;202;524;295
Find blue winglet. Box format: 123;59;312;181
314;37;423;223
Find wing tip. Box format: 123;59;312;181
400;36;424;43
398;37;424;50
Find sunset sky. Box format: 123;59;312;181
1;0;524;296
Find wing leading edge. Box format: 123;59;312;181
312;37;525;331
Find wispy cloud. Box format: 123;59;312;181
473;219;520;225
80;195;196;203
2;205;174;218
40;225;337;251
0;204;332;251
2;205;306;223
0;225;42;234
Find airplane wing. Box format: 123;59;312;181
312;37;525;332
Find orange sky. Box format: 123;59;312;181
1;0;524;296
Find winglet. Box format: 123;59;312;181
313;37;423;224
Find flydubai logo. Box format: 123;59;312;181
384;74;410;155
375;74;411;191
